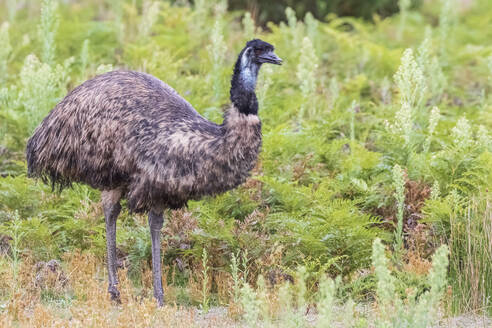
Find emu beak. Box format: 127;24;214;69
259;51;283;65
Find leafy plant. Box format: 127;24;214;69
19;54;73;133
0;0;491;322
297;36;318;119
39;0;59;65
138;1;160;38
392;164;405;260
0;22;12;82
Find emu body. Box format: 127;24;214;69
26;39;282;305
27;71;261;212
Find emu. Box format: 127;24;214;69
26;39;282;306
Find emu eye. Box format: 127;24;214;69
254;49;262;56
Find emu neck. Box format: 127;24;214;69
229;52;260;115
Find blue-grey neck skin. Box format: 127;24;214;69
239;49;260;92
230;47;260;115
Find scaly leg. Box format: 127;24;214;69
148;209;164;306
102;189;123;303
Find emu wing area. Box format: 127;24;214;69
26;70;222;212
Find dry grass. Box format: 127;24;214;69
1;248;491;327
448;196;492;314
0;251;241;328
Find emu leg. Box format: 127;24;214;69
148;209;164;306
102;189;123;303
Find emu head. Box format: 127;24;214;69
237;39;282;91
243;39;282;66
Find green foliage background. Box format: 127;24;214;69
0;0;491;315
227;0;413;24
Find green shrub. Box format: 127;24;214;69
0;0;490;317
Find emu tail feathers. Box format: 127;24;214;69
26;129;71;192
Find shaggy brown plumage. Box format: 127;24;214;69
26;39;282;305
27;70;262;212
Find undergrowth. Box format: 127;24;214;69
0;0;491;325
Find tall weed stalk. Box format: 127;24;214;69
242;12;255;41
0;22;12;82
201;248;210;312
39;0;59;65
398;0;411;40
19;54;72;133
392;164;406;261
138;1;160;38
207;20;227;106
439;0;455;63
297;37;318;119
372;238;449;327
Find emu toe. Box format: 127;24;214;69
108;285;121;304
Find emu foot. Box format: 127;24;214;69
108;285;121;304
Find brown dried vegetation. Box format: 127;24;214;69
0;252;242;328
